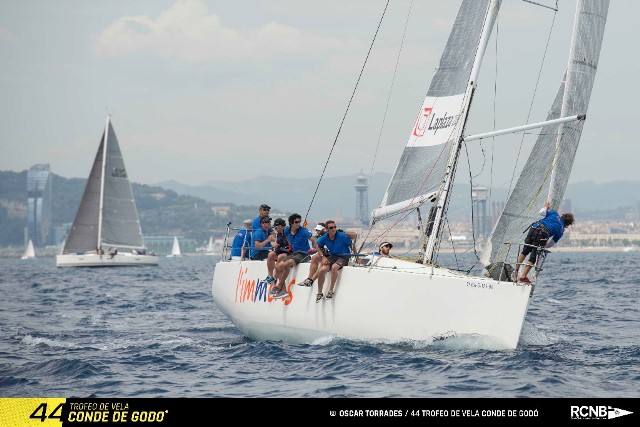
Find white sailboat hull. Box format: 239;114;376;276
212;258;532;349
56;253;159;267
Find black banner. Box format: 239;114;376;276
2;398;638;426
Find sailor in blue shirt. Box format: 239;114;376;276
230;219;253;260
252;203;272;231
270;213;316;299
250;217;275;260
314;220;358;302
514;200;574;283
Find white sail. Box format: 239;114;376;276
205;237;222;256
167;236;182;257
21;240;35;260
480;0;609;269
210;0;609;350
56;116;158;267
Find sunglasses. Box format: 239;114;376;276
294;220;301;224
328;226;336;230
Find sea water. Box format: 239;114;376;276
0;252;638;398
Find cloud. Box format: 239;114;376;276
93;0;359;62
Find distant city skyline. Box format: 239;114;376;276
1;0;638;187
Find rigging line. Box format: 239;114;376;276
304;0;390;223
522;0;558;12
464;140;482;262
357;0;413;257
368;0;414;180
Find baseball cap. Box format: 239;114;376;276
379;242;393;251
315;224;326;232
273;218;286;227
259;204;271;210
260;217;272;224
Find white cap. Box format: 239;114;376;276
315;224;325;232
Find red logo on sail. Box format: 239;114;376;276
413;107;432;137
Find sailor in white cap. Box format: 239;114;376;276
378;242;393;256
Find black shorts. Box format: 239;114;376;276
251;250;269;261
521;226;550;263
327;255;350;270
284;252;309;264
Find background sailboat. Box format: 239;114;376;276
204;236;223;256
167;236;182;257
211;0;609;350
56;116;159;267
21;239;35;260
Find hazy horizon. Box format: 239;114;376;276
1;0;637;188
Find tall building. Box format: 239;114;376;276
355;172;369;226
26;164;52;247
471;186;490;238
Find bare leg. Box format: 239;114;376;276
317;264;330;294
267;252;277;277
521;262;534;279
514;253;526;277
307;253;321;280
328;264;341;293
277;259;294;289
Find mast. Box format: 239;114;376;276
97;115;109;250
423;0;500;264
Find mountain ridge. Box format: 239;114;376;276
155;174;640;219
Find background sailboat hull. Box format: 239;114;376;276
212;259;531;349
56;253;159;267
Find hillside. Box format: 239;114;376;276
1;169;638;248
0;170;257;247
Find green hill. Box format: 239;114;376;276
0;170;256;247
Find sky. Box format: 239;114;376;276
0;0;637;189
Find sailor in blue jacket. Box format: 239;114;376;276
513;200;574;283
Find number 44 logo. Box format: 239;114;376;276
0;398;66;426
30;402;64;422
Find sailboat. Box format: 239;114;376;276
167;236;182;257
21;239;35;260
56;116;159;267
211;0;608;349
205;237;223;256
204;236;216;255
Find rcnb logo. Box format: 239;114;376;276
571;406;633;420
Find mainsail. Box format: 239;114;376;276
480;0;609;267
62;117;146;254
373;0;498;220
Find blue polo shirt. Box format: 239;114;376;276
250;228;271;259
317;230;352;256
284;226;313;254
252;216;273;233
